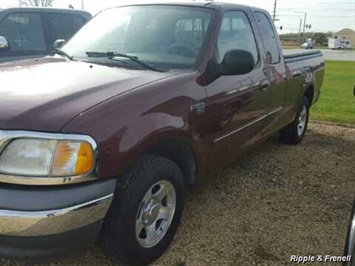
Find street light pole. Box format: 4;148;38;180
295;11;307;43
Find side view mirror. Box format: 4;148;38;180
220;49;255;76
197;49;256;86
53;39;66;49
0;36;10;51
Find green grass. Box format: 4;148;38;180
310;60;355;124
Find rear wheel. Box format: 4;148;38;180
280;96;310;144
100;154;185;264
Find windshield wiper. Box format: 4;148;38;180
53;48;74;61
85;51;163;72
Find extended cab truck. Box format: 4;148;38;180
0;3;324;264
0;7;91;63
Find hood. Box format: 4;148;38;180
0;58;172;131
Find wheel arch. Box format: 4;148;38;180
304;84;314;106
144;139;198;187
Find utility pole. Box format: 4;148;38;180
81;0;84;10
298;19;302;45
295;11;307;43
272;0;277;22
302;12;307;43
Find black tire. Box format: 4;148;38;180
280;96;310;144
100;154;185;265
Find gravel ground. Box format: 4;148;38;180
1;122;355;266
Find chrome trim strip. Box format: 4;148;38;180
268;106;283;116
213;107;284;144
0;194;113;236
0;130;98;186
213;113;268;144
0;130;97;150
225;86;249;95
0;173;98;185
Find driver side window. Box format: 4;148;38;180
217;11;259;64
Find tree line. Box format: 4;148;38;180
279;32;333;46
19;0;53;7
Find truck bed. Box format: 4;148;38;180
283;50;323;63
283;50;324;106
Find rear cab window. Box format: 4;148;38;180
254;11;280;64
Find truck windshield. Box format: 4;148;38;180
62;5;213;70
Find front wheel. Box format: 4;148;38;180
100;154;185;264
280;96;310;144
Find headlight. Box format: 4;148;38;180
0;138;95;177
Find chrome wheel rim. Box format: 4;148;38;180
135;180;176;248
297;106;307;136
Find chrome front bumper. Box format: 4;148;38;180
0;194;112;237
0;179;116;237
0;179;116;259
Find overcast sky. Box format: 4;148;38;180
1;0;354;33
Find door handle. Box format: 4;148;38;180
259;80;270;91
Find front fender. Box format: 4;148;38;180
61;73;206;180
63;111;200;179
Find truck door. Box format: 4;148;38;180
254;11;287;134
203;10;270;169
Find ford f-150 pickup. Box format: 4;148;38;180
0;2;324;264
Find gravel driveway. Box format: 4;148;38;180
2;122;355;266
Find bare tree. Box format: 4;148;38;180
19;0;54;7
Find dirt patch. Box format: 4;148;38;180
2;123;354;266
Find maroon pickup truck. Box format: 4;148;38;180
0;2;324;264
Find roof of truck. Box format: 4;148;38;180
0;7;91;17
100;2;267;15
113;2;250;8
